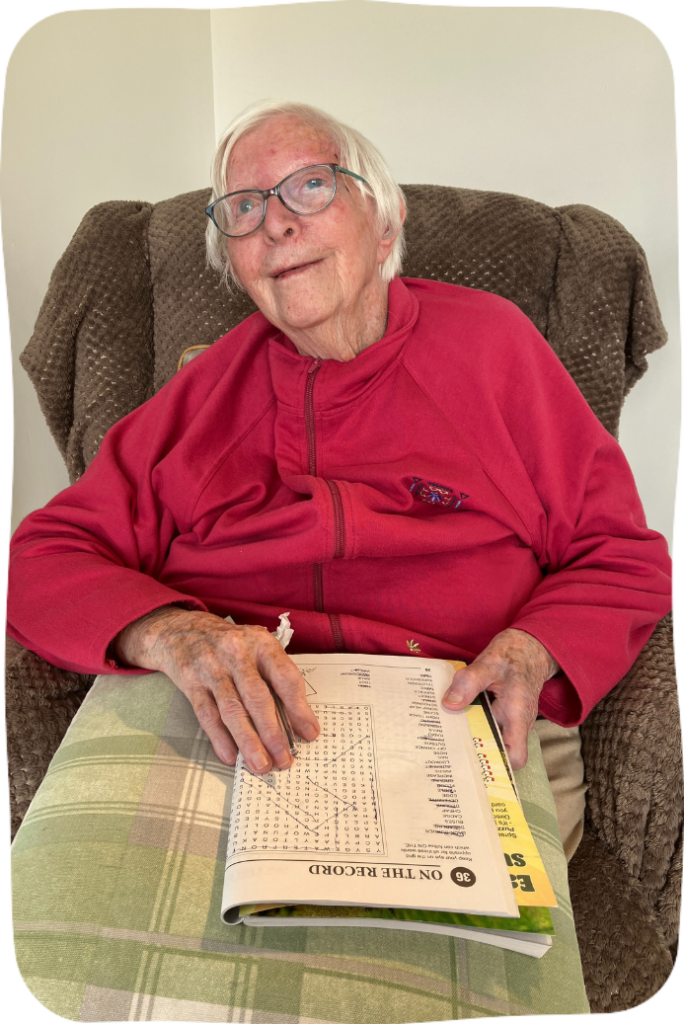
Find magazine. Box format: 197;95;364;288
222;659;557;957
222;653;540;928
242;902;555;958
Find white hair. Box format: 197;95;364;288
205;101;406;291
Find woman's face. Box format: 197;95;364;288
225;115;395;346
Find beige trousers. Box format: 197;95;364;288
533;719;587;862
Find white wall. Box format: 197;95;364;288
2;8;216;532
210;2;679;546
2;4;679;547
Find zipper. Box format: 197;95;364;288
312;563;324;613
305;360;322;476
329;613;346;653
304;359;347;650
325;479;346;559
305;360;324;612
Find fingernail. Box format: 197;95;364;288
301;722;318;741
444;688;463;706
251;753;270;772
275;751;293;770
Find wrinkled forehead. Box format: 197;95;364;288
226;115;339;192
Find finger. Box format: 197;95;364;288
442;662;493;710
189;690;240;766
213;629;294;769
256;642;320;741
488;688;537;770
211;674;283;773
225;661;296;771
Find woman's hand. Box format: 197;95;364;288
115;606;320;772
441;628;559;769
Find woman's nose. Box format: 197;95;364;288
262;194;301;240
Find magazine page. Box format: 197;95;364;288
243;910;552;958
244;901;554;935
465;700;557;907
222;654;518;922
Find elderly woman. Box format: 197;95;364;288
8;103;671;860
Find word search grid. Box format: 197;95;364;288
228;704;386;856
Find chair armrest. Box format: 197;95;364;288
568;830;674;1011
580;614;682;946
5;636;94;840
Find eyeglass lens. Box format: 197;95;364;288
213;164;337;237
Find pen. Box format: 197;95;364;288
270;686;298;758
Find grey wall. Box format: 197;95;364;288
2;9;216;532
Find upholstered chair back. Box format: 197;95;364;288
20;184;666;484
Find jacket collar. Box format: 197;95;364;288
266;278;420;411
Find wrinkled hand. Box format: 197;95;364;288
441;628;559;769
115;607;320;772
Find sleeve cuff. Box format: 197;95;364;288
508;619;590;727
8;563;210;676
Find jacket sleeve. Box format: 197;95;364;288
476;301;672;726
7;377;211;676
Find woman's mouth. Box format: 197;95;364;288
274;258;323;280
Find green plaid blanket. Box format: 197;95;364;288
12;672;589;1021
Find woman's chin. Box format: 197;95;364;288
270;296;337;337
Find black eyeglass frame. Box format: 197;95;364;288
205;163;369;238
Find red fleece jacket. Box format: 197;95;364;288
8;278;671;726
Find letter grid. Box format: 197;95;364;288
227;704;385;857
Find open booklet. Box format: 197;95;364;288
222;653;556;955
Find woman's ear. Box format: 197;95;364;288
378;195;406;261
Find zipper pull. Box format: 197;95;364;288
308;358;322;374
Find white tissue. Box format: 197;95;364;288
224;612;293;651
273;612;294;651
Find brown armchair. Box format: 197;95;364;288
7;184;682;1012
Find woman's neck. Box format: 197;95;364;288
283;281;389;362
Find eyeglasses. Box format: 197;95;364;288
205;163;369;238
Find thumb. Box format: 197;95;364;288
442;662;492;711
